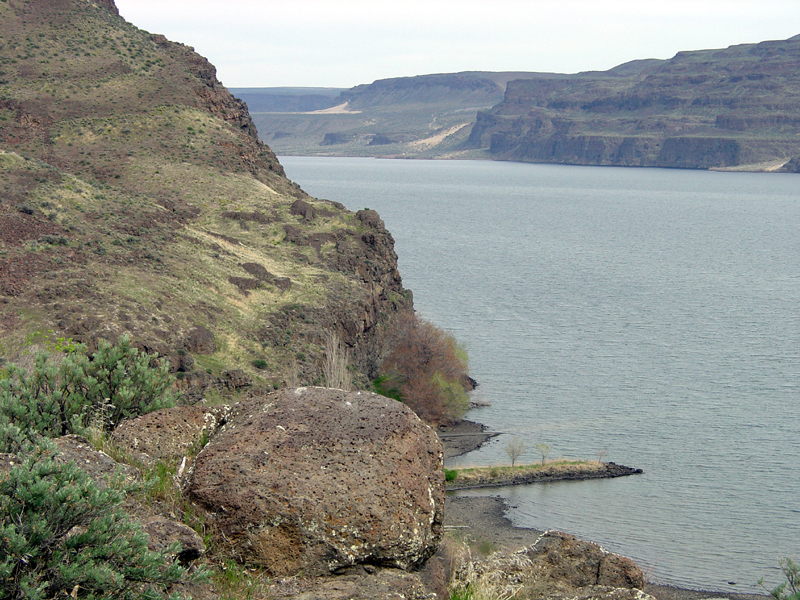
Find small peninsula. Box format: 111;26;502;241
445;460;644;490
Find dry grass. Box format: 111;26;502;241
448;460;602;487
321;329;351;391
447;538;537;600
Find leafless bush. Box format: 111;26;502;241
376;312;470;425
506;438;526;467
322;330;351;391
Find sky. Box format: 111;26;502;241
114;1;800;89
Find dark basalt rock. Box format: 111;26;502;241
187;387;445;576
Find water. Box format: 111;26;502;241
279;156;800;593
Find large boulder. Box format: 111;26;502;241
112;405;230;468
186;387;445;576
528;531;646;590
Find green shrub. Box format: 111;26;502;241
762;558;800;600
0;335;179;452
444;468;458;481
0;441;205;600
372;374;402;402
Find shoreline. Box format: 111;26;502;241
437;418;500;460
440;420;767;600
444;494;767;600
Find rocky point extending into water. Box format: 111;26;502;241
446;461;644;490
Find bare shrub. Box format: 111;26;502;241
322;330;351;391
375;312;470;425
535;443;551;465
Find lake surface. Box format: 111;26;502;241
279;156;800;593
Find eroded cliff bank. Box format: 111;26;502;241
466;35;800;170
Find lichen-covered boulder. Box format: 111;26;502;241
186;387;445;576
54;435;138;486
112;405;230;467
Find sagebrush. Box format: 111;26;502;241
0;441;205;600
0;335;179;452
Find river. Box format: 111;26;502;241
279;155;800;593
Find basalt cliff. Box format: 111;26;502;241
0;0;412;397
256;35;800;171
467;35;800;170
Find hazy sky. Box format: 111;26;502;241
114;1;800;89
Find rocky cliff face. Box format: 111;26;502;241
467;35;800;170
0;0;411;392
338;73;505;110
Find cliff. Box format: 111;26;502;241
467;35;800;170
249;71;547;158
0;0;411;395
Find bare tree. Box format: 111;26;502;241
505;437;526;467
535;443;551;466
322;330;351;391
286;356;299;388
597;447;609;463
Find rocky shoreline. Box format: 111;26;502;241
439;420;767;600
437;418;499;460
443;495;766;600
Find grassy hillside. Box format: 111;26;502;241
0;0;411;397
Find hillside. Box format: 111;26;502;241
250;71;547;158
0;0;412;397
468;35;800;170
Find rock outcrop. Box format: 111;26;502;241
467;35;800;170
49;436;210;574
187;387;445;576
53;434;138;486
529;531;645;590
450;531;651;600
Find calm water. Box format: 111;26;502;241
279;156;800;593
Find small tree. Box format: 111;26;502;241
505;438;526;467
535;443;551;466
0;441;205;600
